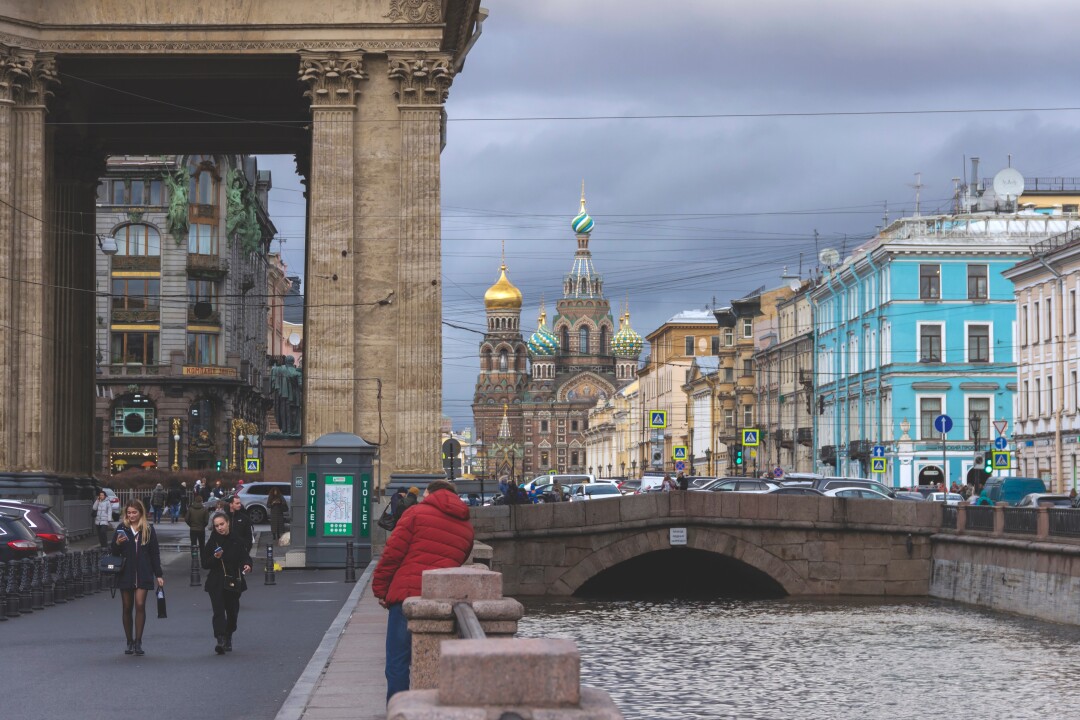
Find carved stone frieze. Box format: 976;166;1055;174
387;53;454;105
385;0;442;23
299;51;366;107
0;33;433;54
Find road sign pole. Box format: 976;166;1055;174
941;432;947;491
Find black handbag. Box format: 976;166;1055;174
377;504;396;531
156;588;167;618
99;552;125;575
221;558;241;594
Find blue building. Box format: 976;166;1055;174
811;213;1080;487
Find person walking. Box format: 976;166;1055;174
394;487;419;523
227;495;254;552
166;483;182;523
111;500;164;656
372;480;474;703
149;483;166;524
201;511;253;655
92;490;113;548
676;473;689;492
388;487;407;519
185;493;210;556
660;474;677;492
267;486;287;542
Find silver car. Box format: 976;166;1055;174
235;482;291;524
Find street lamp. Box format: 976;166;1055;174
631;459;637;478
607;463;612;478
704;448;712;476
97;234;118;256
621;461;626;478
171;417;181;471
970;413;982;489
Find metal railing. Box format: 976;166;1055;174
941;505;958;529
453;602;486;639
965;505;995;531
1003;508;1038;535
1049;509;1080;537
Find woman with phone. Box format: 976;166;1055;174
201;511;253;655
111;500;164;656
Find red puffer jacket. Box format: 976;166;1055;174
372;488;474;604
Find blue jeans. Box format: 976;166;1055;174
385;603;411;703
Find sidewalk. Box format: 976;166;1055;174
276;561;389;720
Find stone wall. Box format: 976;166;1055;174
472;493;942;597
930;535;1080;625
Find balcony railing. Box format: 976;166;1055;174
186;253;228;277
111;255;160;272
797;428;813;446
111;308;159;324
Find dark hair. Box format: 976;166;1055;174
426;479;457;494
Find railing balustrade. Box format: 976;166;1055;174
1003;508;1037;535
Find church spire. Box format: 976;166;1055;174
565;183;602;299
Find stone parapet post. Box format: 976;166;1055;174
403;565;523;690
956;504;967;532
994;502;1006;535
1037;506;1050;539
389;638;624;719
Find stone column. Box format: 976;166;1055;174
0;46;24;472
11;51;57;472
298;52;364;441
387;53;453;474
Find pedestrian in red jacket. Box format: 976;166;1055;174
372;479;474;703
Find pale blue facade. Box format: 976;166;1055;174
811;214;1080;487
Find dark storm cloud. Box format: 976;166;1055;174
264;1;1080;426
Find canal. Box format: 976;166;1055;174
517;552;1080;720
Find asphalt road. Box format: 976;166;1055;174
1;522;358;720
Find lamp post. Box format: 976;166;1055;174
171;417;181;471
631;459;637;478
621;461;626;478
607;463;612;478
704;448;712;476
969;413;982;490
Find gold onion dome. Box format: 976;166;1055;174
484;263;523;310
528;309;559;357
612;312;644;358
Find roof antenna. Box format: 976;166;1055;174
910;172;923;217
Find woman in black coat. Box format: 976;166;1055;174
111;500;164;656
201;511;253;655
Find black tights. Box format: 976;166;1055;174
121;588;148;643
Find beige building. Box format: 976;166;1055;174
683;358;720;475
586;379;638;479
1003;234;1080;491
635;311;718;473
754;282;816;474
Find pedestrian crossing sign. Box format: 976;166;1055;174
649;410;668;429
871;458;887;474
672;445;688;461
741;429;760;446
992;451;1011;470
245;458;261;473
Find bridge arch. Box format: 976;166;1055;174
552;526;810;597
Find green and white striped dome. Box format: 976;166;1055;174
571;181;595;234
612;312;644;358
528;309;559;357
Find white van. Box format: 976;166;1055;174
522;474;598;497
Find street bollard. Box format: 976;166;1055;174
264;543;276;586
18;558;33;613
0;562;8;621
56;553;69;602
84;551;96;595
64;552;76;601
4;560;19;618
89;549;101;593
344;541;356;583
43;555;55;606
30;557;44;610
72;551;84;599
189;545;201;587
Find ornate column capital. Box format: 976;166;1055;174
298;51;366;108
0;44;33;104
7;48;57;107
387;52;454;105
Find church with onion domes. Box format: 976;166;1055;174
472;187;643;480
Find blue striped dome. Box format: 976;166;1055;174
528;311;559;357
571;208;594;235
612;312;644;358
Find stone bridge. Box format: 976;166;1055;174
472;492;941;597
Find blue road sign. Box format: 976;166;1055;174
870;458;887;473
649;411;668;429
742;429;760;446
245;458;261;473
992;451;1011;470
675;461;686;472
994;436;1008;450
871;445;886;457
933;414;953;434
672;445;688;460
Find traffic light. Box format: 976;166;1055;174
983;453;994;475
733;444;744;466
805;392;813;416
216;460;223;471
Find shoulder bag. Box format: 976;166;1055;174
221;558;241;594
377;503;396;531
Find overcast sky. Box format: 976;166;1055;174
267;1;1080;429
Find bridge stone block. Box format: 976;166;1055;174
755;493;779;520
516;542;564;567
809;561;840;581
620;493;659;522
422;566;503;601
886;559;929;582
515;504;554;532
890;500;918;526
838;579;885;595
438;638;581;707
552;500;586;528
842;562;887;582
470;505;510;534
845;499;893;526
776;495;819;522
585;498;622;527
720;491;742;517
886;579;928;595
863;548;892;566
668;490;686;516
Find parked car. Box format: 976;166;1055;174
823;488;892;500
568;483;623;501
926;492;964;505
981;476;1047;506
767;486;825;496
618;479;642;495
894;492;926;502
813;477;897;498
700;478;779;493
0;513;44;563
0;500;68;553
1015;493;1074;509
101;487;121;520
235;482;292;524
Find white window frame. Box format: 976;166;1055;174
917;394;947;441
917;321;945;363
964;321;993;363
964;395;993;442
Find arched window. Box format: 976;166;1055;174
498;350;508;372
482;349;493;372
599;326;608;354
578;278;587;295
114;223;161;257
579;327;589;355
561;327;570;353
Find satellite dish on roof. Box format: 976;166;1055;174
288;332;301;347
788;279;801;292
819;248;840;267
993;167;1025;200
